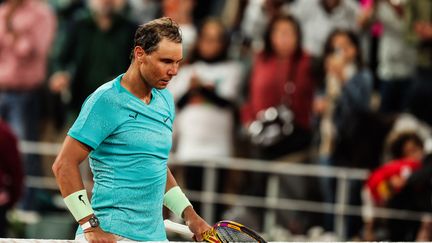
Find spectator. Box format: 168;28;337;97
242;14;315;160
314;29;372;234
0;119;24;237
240;0;289;49
404;0;432;126
0;0;56;210
287;0;360;58
358;0;415;113
362;131;424;241
168;19;244;215
386;154;432;241
162;0;197;60
45;0;86;130
315;29;373;165
169;18;244;161
126;0;160;24
49;0;136;119
235;15;315;233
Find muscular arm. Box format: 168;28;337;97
52;136;115;242
52;136;90;197
165;167;178;192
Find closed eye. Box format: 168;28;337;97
161;58;183;64
161;59;174;64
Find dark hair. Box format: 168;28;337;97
187;17;229;63
130;17;182;59
262;14;303;60
323;29;363;69
390;132;424;159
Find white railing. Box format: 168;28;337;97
19;141;432;240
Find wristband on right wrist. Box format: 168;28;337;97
64;189;94;221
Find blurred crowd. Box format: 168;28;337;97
2;0;432;241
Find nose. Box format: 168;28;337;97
167;63;179;76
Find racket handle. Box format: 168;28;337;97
164;219;194;239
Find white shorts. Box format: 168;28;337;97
75;233;138;242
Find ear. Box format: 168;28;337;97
134;46;146;63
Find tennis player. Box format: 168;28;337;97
52;17;211;242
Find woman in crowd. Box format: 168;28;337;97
242;14;315;160
236;14;315;233
168;17;244;163
168;18;244;214
315;29;373;166
314;29;373;235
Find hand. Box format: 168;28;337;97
83;227;117;243
189;73;202;90
312;96;328;115
49;72;70;93
325;54;346;81
389;175;406;189
0;190;10;206
183;206;212;241
188;73;208;104
362;221;376;241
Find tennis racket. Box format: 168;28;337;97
164;219;267;242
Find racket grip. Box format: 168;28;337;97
164;219;194;239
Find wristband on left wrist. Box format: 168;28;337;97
163;186;192;218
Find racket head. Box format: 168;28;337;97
203;220;267;243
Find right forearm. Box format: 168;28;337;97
52;159;85;197
53;158;96;224
52;136;95;223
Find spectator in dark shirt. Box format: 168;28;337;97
404;0;432;126
49;0;137;118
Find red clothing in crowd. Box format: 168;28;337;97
0;120;23;208
242;52;315;130
366;158;421;205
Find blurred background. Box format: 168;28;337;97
2;0;432;241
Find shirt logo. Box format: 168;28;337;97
78;195;86;205
129;113;138;119
164;117;170;123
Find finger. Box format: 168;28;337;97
195;234;203;241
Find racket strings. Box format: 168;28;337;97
216;226;258;242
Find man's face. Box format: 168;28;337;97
138;38;183;90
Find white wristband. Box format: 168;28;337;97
163;186;192;218
64;189;94;221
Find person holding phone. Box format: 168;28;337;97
313;29;373;235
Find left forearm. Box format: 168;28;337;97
166;168;179;192
164;168;193;219
165;169;210;240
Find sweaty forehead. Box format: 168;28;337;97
153;39;183;61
